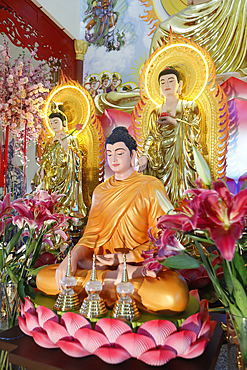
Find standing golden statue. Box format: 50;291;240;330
36;76;105;224
38;103;88;219
138;66;201;203
133;32;229;204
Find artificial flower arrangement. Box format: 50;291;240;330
0;35;58;161
0;34;60;194
142;147;247;366
0;190;71;327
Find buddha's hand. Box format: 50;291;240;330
156;113;177;127
137;155;148;172
96;253;122;267
145;270;158;278
55;255;78;292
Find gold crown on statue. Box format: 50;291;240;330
50;101;68;123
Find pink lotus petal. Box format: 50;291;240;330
57;338;91;358
198;317;217;339
189;290;200;303
74;327;109;353
138;348;177;366
199;299;209;321
25;312;41;332
115;333;156;358
95;318;132;344
18;316;32;336
61;312;91;336
36;305;59;327
163;330;197;355
32;330;59;349
181;313;202;336
137;320;177;346
43;320;70;344
94;347;131;364
20;297;36;318
179;338;209;359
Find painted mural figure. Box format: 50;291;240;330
109;73;121;92
84;0;119;51
87;76;100;98
100;73;112;93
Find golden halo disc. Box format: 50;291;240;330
144;43;209;107
44;85;91;137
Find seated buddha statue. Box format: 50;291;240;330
138;66;201;204
37;126;189;315
37;104;88;219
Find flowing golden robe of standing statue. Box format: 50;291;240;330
142;100;200;204
151;0;247;76
41;135;87;218
37;170;189;314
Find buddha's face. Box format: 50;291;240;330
106;142;132;175
159;73;181;98
50;117;65;134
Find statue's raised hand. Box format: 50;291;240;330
156;112;177;127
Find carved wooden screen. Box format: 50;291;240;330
0;0;75;79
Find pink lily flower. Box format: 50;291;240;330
12;200;55;231
32;190;64;214
0;193;16;235
188;180;247;260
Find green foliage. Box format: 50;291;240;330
161;254;201;269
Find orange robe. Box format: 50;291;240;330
37;172;189;314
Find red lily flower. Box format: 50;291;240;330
189;180;247;260
158;180;247;261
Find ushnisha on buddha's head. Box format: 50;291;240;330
158;66;183;99
105;126;137;180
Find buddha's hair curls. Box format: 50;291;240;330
105;126;137;154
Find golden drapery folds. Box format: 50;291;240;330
37;76;105;223
41;136;87;218
133;33;229;203
151;0;247;75
142;101;200;204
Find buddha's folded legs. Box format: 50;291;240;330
36;264;189;315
